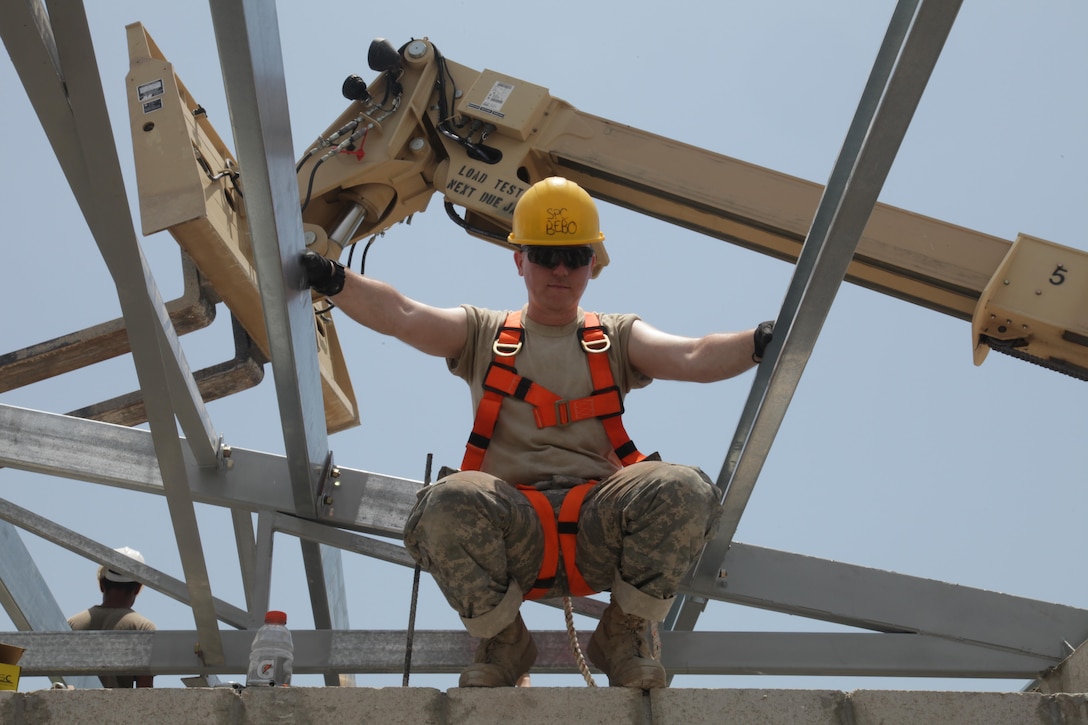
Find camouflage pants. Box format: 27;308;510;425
403;460;722;637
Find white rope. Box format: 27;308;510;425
563;596;598;687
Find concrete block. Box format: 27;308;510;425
1049;693;1088;722
850;690;1088;725
2;686;1086;724
651;688;846;725
0;692;16;725
16;688;239;725
240;687;445;725
1040;641;1088;694
447;686;645;725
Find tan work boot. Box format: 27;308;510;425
459;613;537;687
586;602;667;689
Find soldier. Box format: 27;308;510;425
67;547;156;688
303;176;773;688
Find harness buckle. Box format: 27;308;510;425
553;393;620;425
482;361;520;395
579;326;611;353
493;324;524;356
592;386;625;419
493;340;522;356
554;400;571;425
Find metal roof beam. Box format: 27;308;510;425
3;629;1059;680
2;0;226;662
0;521;98;688
207;0;328;515
0;497;251;629
207;2;349;682
669;0;963;633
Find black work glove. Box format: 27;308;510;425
753;320;775;362
301;251;345;296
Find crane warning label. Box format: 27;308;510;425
137;79;165;114
465;81;514;119
445;164;525;214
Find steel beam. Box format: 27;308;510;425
206;2;350;681
0;522;69;633
207;0;327;515
250;512;276;622
670;0;962;634
231;510;259;615
271;514;415;569
3;0;232;662
4;404;1087;660
0;497;251;630
704;543;1088;660
0;405;419;537
2;629;1058;680
0;521;98;688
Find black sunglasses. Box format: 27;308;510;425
523;245;594;270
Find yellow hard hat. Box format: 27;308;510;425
509;177;605;246
509;177;609;277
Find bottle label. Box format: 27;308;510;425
256;658;276;680
249;655;292;686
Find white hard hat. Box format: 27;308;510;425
97;546;146;583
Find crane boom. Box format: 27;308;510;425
291;36;1088;380
124;29;1088;403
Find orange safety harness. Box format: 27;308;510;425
460;311;646;599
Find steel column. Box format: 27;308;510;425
669;0;963;633
0;521;98;688
207;2;350;682
3;0;225;662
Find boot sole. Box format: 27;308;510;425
587;635;666;689
458;666;515;687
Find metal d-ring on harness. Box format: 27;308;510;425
459;311;649;685
460;310;646;476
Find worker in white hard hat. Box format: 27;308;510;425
67;546;156;688
302;176;774;689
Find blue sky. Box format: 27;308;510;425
2;1;1086;691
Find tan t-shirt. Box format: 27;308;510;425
67;605;156;633
68;605;156;688
449;305;652;485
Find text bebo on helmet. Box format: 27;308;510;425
509;177;605;246
509;177;610;277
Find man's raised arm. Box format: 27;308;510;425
627;319;774;383
302;251;467;359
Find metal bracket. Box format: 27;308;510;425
315;450;341;514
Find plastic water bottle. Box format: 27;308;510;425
246;610;293;686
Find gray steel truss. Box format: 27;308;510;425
205;0;351;685
1;0;1086;690
3;403;1087;680
0;629;1061;680
668;0;961;630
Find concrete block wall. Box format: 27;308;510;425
2;687;1088;724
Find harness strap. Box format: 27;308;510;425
580;316;646;466
518;482;598;600
481;362;625;428
461;311;646;471
460;310;649;601
557;482;598;597
462;314;526;471
517;484;561;599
